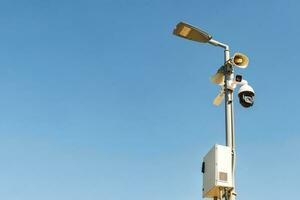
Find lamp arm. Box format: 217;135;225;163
208;39;229;50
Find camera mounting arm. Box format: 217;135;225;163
227;79;248;90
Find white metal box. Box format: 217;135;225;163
202;144;233;198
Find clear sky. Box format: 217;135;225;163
0;0;299;200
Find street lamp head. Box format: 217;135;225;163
173;22;212;43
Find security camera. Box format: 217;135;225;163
238;84;255;108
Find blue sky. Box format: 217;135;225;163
0;0;299;199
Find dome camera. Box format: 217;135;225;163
238;84;255;108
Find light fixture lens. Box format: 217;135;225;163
179;26;192;37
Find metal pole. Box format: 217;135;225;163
224;48;232;147
224;47;236;200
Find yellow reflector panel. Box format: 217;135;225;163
179;26;192;37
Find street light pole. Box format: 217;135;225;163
224;47;236;200
208;40;236;198
173;21;254;200
212;42;236;200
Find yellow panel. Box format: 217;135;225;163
179;26;191;37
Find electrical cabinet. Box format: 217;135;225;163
202;144;233;198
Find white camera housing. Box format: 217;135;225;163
238;83;255;107
238;83;254;94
